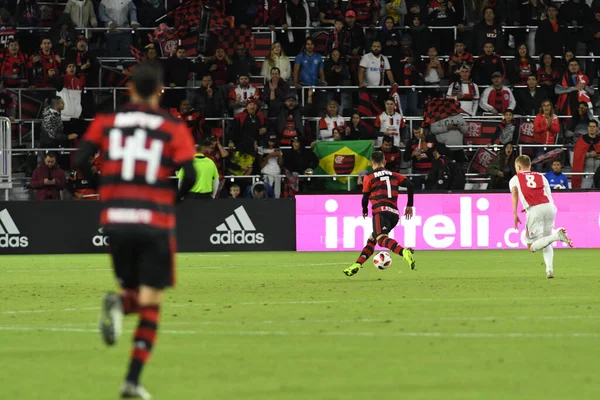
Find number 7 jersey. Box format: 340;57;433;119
362;168;407;214
509;171;553;210
83;106;196;230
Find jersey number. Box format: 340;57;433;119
381;176;392;197
525;174;537;188
109;128;163;184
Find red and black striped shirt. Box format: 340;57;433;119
362;168;406;214
83;105;195;231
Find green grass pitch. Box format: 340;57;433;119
1;249;600;400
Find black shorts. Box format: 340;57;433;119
105;226;176;290
372;212;399;237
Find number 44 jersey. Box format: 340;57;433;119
83;105;196;230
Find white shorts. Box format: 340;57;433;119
525;203;557;244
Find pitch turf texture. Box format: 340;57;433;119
1;250;600;400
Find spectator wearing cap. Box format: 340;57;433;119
472;42;505;86
515;73;547;116
273;89;315;146
535;4;566;60
229;97;267;147
344;10;366;57
31;152;66;201
479;71;516;115
293;38;326;89
99;0;139;58
63;0;98;28
374;98;405;147
318;100;346;141
404;125;436;190
245;180;275;199
261;42;292;81
29;37;62;89
0;39;30;88
68;36;99;87
258;134;284;198
230;42;259;83
178;141;220;199
346;0;380;27
188;74;226;119
282;0;312;56
446;65;480;117
229;74;261;116
263;67;290;108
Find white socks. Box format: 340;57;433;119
530;233;559;252
542;246;554;275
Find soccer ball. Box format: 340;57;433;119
373;251;392;270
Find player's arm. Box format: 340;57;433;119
511;186;520;229
361;175;371;217
398;175;414;219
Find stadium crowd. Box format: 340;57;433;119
2;0;600;200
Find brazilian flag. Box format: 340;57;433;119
313;140;374;190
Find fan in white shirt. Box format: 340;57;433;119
228;75;261;116
358;41;395;87
374;99;406;147
318;101;346;141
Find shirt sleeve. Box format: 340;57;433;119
82;114;106;148
359;55;368;69
171;123;196;166
362;175;371;193
384;57;391;71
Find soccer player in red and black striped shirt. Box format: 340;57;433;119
75;61;197;399
343;151;416;276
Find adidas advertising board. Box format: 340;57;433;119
0;200;295;254
0;209;29;248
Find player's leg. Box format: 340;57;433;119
375;213;415;270
529;205;573;252
120;232;173;399
99;230;137;346
343;234;377;276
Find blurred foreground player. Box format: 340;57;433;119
343;151;416;277
75;61;197;399
509;155;573;279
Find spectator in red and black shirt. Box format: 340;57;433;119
403;125;435;190
325;18;351;56
204;48;232;86
0;78;15;121
447;39;474;80
169;99;205;141
229;98;267;147
507;43;535;85
379;136;401;172
319;0;346;26
537;53;560;99
29;37;62;88
347;0;379;27
67;154;100;200
0;39;30;88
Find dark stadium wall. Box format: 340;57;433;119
0;200;296;254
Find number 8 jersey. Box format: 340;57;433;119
509;171;553;210
82;106;196;230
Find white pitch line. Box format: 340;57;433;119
0;325;599;339
2;296;599;316
0;262;348;273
